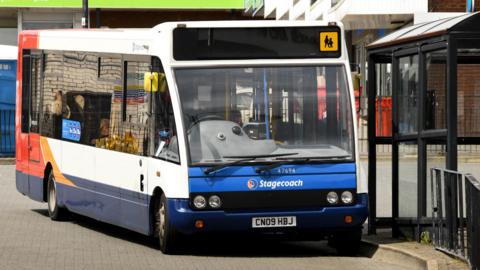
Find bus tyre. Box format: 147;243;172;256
330;228;362;256
47;172;68;220
155;194;180;254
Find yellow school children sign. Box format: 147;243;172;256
319;32;339;52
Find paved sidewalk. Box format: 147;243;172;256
362;230;469;270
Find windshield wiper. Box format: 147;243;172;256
203;152;298;175
255;155;352;174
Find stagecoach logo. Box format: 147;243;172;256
247;179;304;190
132;42;150;53
247;179;258;190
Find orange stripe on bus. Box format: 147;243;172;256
39;137;76;187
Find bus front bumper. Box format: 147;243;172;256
167;193;368;236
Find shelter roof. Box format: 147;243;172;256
368;12;479;50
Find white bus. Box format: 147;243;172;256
16;21;368;254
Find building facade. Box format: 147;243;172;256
0;0;246;46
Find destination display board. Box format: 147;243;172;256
173;26;342;60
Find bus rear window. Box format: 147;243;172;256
173;26;342;60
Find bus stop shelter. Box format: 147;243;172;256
366;12;480;238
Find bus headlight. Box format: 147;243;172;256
208;195;222;208
193;195;207;209
341;191;353;204
327;191;338;204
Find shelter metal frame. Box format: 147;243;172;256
366;13;480;240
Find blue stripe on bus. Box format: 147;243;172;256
16;170;44;202
57;182;150;235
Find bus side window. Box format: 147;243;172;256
40;51;122;145
152;58;179;163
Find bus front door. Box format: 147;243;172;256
26;53;43;202
119;155;149;234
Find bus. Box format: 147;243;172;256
16;21;368;254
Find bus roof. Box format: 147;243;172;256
19;20;345;60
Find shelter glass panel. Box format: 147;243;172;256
458;145;480;176
457;40;480;137
398;55;419;134
426;144;446;218
375;63;392;137
425;50;446;130
398;142;418;218
377;145;392;217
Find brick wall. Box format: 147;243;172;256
429;0;480;12
426;57;480;137
457;64;480;136
426;58;446;130
89;10;250;28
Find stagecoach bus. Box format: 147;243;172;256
16;20;368;254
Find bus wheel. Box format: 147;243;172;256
155;194;180;254
47;171;68;220
330;228;362;256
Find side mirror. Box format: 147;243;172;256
144;72;167;93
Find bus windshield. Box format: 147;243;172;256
175;65;354;165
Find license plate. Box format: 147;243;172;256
252;216;297;228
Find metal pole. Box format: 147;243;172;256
391;55;400;238
446;36;457;171
95;8;101;28
467;0;475;13
367;54;377;235
82;0;89;28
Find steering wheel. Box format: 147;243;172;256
197;114;223;122
186;114;225;133
190;114;223;126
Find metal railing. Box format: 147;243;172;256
431;168;480;270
